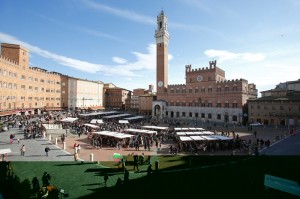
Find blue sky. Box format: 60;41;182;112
0;0;300;95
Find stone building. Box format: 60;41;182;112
152;11;257;124
0;43;106;117
248;79;300;126
0;43;62;116
128;85;155;115
139;93;156;115
67;77;104;111
104;84;131;110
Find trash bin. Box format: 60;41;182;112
155;160;159;171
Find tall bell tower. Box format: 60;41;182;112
155;10;169;95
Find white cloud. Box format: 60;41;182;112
112;57;128;64
80;0;155;25
204;49;265;62
0;32;173;78
80;0;207;32
78;27;125;43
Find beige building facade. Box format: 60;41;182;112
153;12;257;124
248;80;300;126
0;43;106;116
0;43;62;116
127;87;155;115
104;85;131;110
68;77;104;111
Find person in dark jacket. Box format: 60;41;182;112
45;146;50;156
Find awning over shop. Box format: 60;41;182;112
123;128;157;135
84;123;100;128
60;117;78;123
201;135;219;140
123;116;144;120
190;136;206;141
0;148;12;154
92;131;134;139
79;111;117;117
119;120;129;124
212;135;232;140
141;126;169;130
103;113;131;119
179;136;193;141
174;127;205;131
90;119;104;124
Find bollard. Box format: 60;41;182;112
43;131;46;138
63;142;66;150
48;134;52;142
55;138;58;145
90;153;94;162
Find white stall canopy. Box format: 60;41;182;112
90;119;104;124
60;117;78;123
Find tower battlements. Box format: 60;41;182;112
29;66;61;76
185;60;220;73
0;55;18;65
216;78;248;84
168;84;186;87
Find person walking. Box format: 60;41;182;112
45;146;50;156
133;154;139;171
74;152;78;161
20;145;25;156
77;144;81;154
9;134;14;144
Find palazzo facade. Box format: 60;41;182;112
152;11;258;124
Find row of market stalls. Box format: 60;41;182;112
176;130;232;142
60;116;232;143
92;131;134;139
123;128;157;135
63;111;145;124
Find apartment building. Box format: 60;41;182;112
0;43;106;116
104;84;131;110
68;77;104;111
248;79;300;126
0;43;62;116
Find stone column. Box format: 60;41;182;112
63;142;66;150
90;153;94;162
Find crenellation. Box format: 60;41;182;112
0;55;18;66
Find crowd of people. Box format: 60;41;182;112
1;109;292;157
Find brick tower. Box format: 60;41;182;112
155;11;169;96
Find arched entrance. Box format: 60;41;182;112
154;104;161;118
152;100;167;120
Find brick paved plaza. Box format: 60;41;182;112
1;121;298;162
